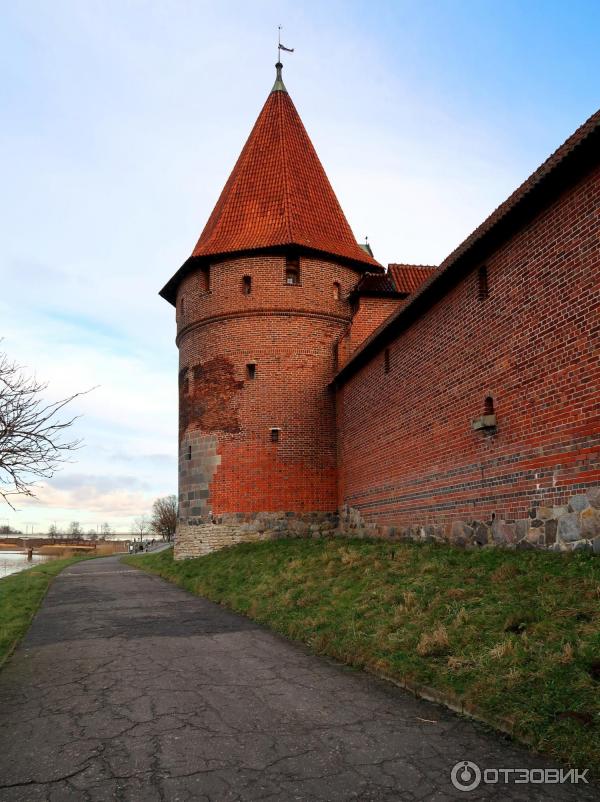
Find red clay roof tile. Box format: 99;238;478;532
191;76;380;270
387;264;437;295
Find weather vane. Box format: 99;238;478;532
277;25;294;61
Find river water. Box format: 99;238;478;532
0;552;56;579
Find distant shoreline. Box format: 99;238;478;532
0;537;131;552
0;534;134;544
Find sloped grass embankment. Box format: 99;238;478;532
0;557;88;668
125;540;600;770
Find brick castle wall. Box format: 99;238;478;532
175;252;361;557
336;164;600;542
337;296;402;370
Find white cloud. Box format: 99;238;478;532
15;482;159;529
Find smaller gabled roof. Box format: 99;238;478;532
350;272;399;298
350;266;436;300
388;264;437;295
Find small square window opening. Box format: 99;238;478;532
285;256;300;285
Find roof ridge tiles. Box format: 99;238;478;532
388;263;437;270
277;92;294;244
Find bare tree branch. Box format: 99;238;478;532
0;346;94;508
131;515;151;541
150;495;177;541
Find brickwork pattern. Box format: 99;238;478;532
337;165;600;529
175;253;361;554
337;296;403;370
176;253;359;334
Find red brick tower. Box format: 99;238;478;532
160;63;380;556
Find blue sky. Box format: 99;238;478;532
1;1;598;533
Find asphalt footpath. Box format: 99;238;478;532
0;555;597;801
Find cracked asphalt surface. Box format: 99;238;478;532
0;556;598;801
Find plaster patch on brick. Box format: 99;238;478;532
179;356;243;440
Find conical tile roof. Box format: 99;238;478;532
192;65;380;268
160;65;380;303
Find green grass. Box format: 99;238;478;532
124;539;600;770
0;557;88;668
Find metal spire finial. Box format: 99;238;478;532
272;61;287;93
272;25;293;92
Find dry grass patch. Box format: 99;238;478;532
401;590;418;610
453;607;469;627
557;643;575;664
446;587;468;599
489;638;516;660
416;624;450;657
447;655;474;671
324;559;339;576
340;548;362;567
491;563;520;583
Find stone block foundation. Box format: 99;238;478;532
174;490;600;559
338;487;600;554
174;511;339;559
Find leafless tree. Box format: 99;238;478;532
131;515;151;542
0;524;19;535
69;521;82;538
100;522;111;539
0;348;90;508
150;495;177;541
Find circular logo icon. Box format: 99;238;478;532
450;761;482;792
